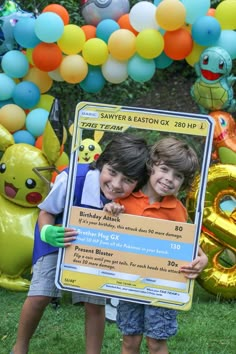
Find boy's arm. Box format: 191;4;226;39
179;246;208;279
39;210;77;247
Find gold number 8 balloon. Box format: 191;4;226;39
0;112;62;291
187;163;236;299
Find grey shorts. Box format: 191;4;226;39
29;253;106;305
28;253;61;298
117;301;178;340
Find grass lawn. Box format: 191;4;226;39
0;282;235;354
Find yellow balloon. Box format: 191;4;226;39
55;151;69;167
25;48;34;65
23;67;53;93
57;24;86;54
187;164;236;299
108;29;136;61
185;42;206;67
0;140;54;291
59;55;88;83
155;0;186;31
34;94;55;111
215;0;236;30
136;29;164;59
82;38;109;65
0;104;26;132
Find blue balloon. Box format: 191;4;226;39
34;12;64;43
96;19;120;43
1;50;29;78
181;0;210;25
192;16;221;46
80;66;105;93
0;73;16;100
212;30;236;60
13;17;41;48
128;55;156;82
26;108;49;137
154;52;173;69
12;81;40;109
0;98;14;107
13;130;35;145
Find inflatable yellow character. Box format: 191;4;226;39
187;164;236;299
0;120;61;291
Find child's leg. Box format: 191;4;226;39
117;301;144;354
144;306;177;354
13;295;52;354
13;253;60;354
72;294;106;354
121;334;143;354
146;337;168;354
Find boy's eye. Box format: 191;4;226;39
108;168;116;175
124;178;136;184
176;173;184;180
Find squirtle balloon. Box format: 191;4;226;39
191;46;236;114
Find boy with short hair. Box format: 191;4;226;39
12;134;149;354
104;136;208;354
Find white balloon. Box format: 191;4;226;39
129;1;159;32
102;55;128;84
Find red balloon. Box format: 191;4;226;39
164;28;193;60
32;43;63;72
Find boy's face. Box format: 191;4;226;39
149;163;184;200
100;164;137;200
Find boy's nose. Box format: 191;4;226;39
111;176;122;189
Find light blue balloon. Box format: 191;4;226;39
13;130;35;145
80;66;105;93
153;0;162;6
96;19;120;43
1;50;29;78
192;16;221;46
12;81;40;109
26;108;49;137
0;73;16;100
181;0;210;25
212;30;236;60
154;52;173;69
34;12;64;43
13;17;41;48
128;55;156;83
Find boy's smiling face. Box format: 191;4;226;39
99;163;137;200
148;163;184;201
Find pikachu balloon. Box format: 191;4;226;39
69;125;103;163
0;102;62;291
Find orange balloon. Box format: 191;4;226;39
42;4;69;25
81;25;97;40
164;28;193;60
207;8;216;17
32;43;63;72
23;67;53;93
117;14;138;35
51;165;68;183
35;135;43;149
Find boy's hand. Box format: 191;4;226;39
103;202;125;216
40;225;77;247
179;252;208;279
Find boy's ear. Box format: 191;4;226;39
42;98;64;165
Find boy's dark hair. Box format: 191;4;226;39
146;136;199;190
93;133;149;191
